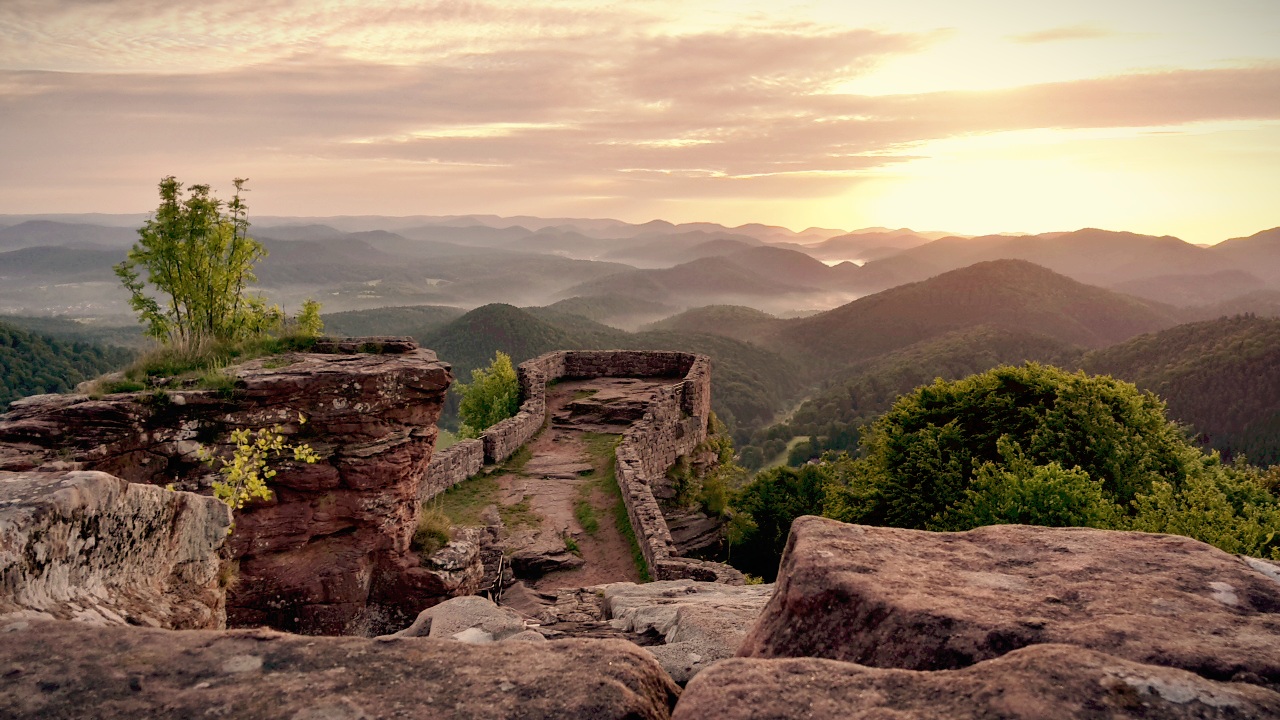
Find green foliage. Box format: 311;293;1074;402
0;321;134;407
725;363;1280;577
1130;464;1280;560
931;439;1123;531
1082;315;1280;465
729;463;831;580
575;497;600;534
456;351;521;435
294;299;324;337
199;417;320;516
412;505;453;558
116;177;279;345
861;363;1195;529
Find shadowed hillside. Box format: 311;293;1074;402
1;321;134;407
1082;314;1280;464
768;260;1182;369
643;305;783;345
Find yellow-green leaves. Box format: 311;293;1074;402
198;420;320;515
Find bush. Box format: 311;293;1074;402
725;363;1280;575
413;505;453;558
861;363;1197;529
456;351;520;437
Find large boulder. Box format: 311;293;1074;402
676;643;1280;719
740;517;1280;690
606;580;774;683
392;595;526;642
0;619;680;720
0;470;230;629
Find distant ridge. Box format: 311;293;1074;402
769;259;1182;365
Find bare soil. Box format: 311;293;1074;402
491;377;679;590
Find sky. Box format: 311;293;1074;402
1;0;1278;244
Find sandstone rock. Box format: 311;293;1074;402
0;344;455;635
0;619;679;720
0;470;230;630
676;643;1280;720
393;595;526;640
510;533;587;578
606;580;774;683
740;517;1280;690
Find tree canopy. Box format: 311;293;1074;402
115;176;278;344
456;351;521;437
726;363;1280;578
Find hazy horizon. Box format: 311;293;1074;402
2;1;1278;245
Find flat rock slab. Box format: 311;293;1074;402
0;619;680;720
676;643;1280;720
740;517;1280;690
606;580;775;683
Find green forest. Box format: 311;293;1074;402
0;321;134;407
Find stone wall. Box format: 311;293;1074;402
0;339;458;635
420;439;484;502
0;470;231;629
424;350;739;584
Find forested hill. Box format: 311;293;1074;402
0;321;134;408
1082;314;1280;464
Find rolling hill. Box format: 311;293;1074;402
768;259;1183;368
643;305;783;345
562;255;814;305
1082;314;1280;464
857;228;1237;290
542;295;677;329
1210;227;1280;284
1;321;134;407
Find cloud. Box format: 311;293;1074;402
2;2;1279;215
1009;24;1114;44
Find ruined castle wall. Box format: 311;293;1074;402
426;350;738;584
419;439;484;502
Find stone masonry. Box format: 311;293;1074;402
423;350;739;583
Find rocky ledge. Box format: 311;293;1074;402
0;339;458;635
0;470;230;629
0;619;679;720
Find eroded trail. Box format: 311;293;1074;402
487;377;680;590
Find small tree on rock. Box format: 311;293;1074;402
115;176;278;345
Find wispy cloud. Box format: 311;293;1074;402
1009;24;1114;44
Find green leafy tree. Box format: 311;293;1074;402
456;351;520;437
294;299;325;337
115;176;278;344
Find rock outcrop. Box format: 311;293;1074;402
0;339;456;635
0;470;231;629
605;580;774;683
739;516;1280;690
0;619;680;720
677;644;1280;719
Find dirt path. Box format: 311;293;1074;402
491;377;678;590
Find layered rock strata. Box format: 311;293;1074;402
0;619;680;720
740;516;1280;690
0;339;455;635
0;470;231;629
